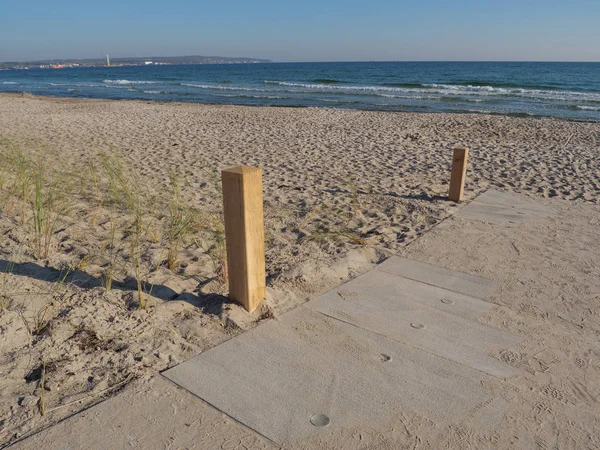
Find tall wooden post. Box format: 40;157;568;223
448;147;469;202
221;166;266;312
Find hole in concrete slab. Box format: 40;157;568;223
441;298;455;305
410;323;425;329
310;414;330;427
380;354;392;362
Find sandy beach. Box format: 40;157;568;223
1;93;600;447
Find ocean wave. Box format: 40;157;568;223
51;82;102;87
262;80;600;103
213;93;287;99
179;80;600;105
185;82;405;99
2;81;19;85
376;93;419;99
442;81;564;91
265;80;373;90
184;82;389;98
264;80;436;93
182;83;269;92
263;80;494;96
424;83;600;102
102;85;130;90
426;83;498;92
103;79;158;85
377;93;443;101
143;90;165;94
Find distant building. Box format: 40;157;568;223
144;61;153;65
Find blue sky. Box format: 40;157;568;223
1;1;599;62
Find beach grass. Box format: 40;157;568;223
165;171;195;270
30;161;70;260
0;138;242;309
0;133;380;311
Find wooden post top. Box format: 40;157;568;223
222;166;262;175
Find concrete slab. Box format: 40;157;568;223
8;375;276;450
457;189;554;223
476;189;554;214
308;279;521;378
377;256;496;299
457;202;532;223
163;306;506;444
332;268;493;320
164;251;523;444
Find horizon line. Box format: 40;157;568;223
2;57;600;65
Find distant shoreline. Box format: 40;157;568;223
3;60;600;66
0;56;272;71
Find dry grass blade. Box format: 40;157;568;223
45;375;135;414
39;363;46;416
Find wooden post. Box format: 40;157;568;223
448;147;469;202
221;166;266;312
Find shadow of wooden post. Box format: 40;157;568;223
221;166;266;313
449;147;469;202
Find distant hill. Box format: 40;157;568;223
0;55;272;69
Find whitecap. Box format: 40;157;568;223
103;79;158;85
182;83;271;92
51;82;102;87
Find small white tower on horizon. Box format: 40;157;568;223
106;54;110;67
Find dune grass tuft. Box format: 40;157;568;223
100;152;148;308
165;171;195;271
30;161;70;259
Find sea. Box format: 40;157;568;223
1;61;599;121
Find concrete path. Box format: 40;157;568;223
456;189;554;223
163;255;522;444
10;190;559;449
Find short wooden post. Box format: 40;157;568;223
448;147;469;202
221;166;266;312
